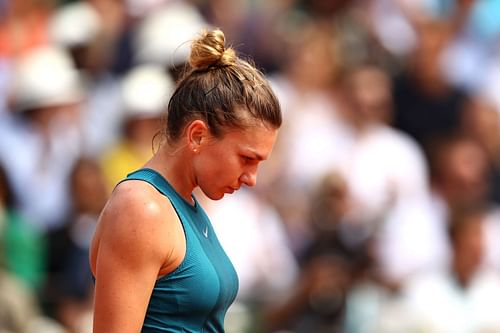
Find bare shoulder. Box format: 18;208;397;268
90;180;185;332
100;180;177;235
104;180;172;222
90;180;182;275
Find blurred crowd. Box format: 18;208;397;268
1;0;500;332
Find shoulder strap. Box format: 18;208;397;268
122;168;198;226
124;168;176;199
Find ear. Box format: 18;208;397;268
186;119;209;152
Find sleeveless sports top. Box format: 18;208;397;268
124;168;239;333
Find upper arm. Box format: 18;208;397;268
92;184;178;333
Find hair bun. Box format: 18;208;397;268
189;28;236;70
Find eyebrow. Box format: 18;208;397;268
246;150;265;161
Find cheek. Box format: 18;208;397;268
217;153;242;179
199;151;241;182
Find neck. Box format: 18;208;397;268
143;143;197;203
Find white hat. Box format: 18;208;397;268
134;1;210;67
49;1;102;48
11;46;84;112
125;0;168;18
121;64;175;118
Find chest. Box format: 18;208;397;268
150;211;239;316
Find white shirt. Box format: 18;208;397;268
402;268;500;333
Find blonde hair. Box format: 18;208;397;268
165;28;281;142
189;29;237;70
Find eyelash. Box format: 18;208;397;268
241;156;253;163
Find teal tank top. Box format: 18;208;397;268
124;168;239;333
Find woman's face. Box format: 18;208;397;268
193;123;278;200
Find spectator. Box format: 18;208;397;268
100;64;174;191
43;157;107;333
0;45;84;230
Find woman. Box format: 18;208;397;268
89;28;282;332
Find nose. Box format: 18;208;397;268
240;171;257;187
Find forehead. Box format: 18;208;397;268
218;124;277;159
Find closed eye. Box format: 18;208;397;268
241;155;256;164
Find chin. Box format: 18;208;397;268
206;191;225;201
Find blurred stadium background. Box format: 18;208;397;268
1;0;500;332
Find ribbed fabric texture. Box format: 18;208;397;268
124;168;239;333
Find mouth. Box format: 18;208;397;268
226;187;236;194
